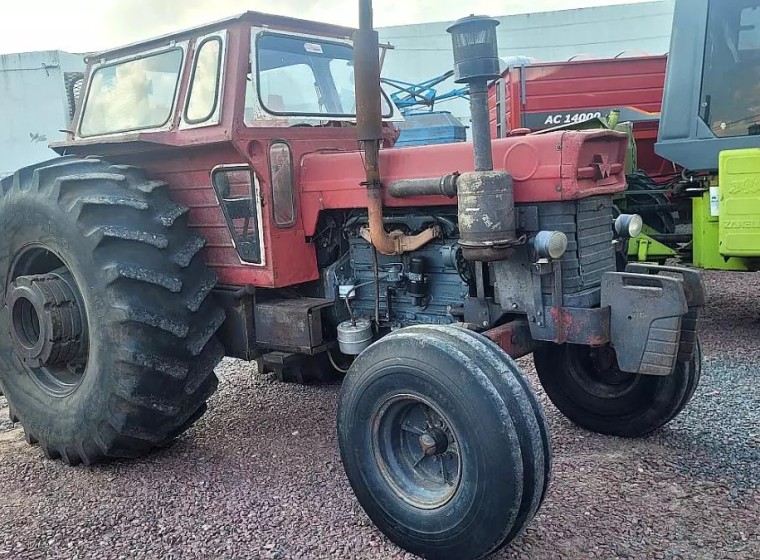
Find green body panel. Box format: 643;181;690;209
627;227;677;262
718;149;760;257
693;191;750;271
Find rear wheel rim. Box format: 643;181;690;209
5;245;89;398
371;393;462;510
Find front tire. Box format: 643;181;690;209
337;325;550;560
534;342;700;437
0;157;225;465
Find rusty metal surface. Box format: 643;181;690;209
542;306;611;346
254;297;333;354
483;320;538;359
358;222;441;254
387;175;459;199
456;170;518;262
354;4;437;257
354;4;383;144
469;82;496;172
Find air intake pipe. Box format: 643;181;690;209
354;0;437;255
447;16;519;262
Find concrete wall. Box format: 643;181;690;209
378;0;676;132
0;51;84;178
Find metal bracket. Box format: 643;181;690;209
530;258;552;328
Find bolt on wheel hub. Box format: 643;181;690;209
6;273;85;369
419;427;449;456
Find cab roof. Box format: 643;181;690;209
86;11;357;62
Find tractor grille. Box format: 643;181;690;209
537;196;616;298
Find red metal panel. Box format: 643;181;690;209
300;129;628;236
488;55;670;176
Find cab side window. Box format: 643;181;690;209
80;48;183;137
701;4;760;137
185;37;223;124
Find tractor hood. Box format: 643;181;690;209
298;129;628;237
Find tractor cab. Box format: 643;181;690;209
658;0;760;170
69;12;400;138
54;12;402;288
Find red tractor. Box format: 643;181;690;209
0;2;704;559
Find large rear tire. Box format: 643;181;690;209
337;325;550;560
0;157;225;465
534;341;700;437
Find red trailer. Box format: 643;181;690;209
489;55;672;177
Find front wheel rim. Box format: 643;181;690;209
371;393;462;510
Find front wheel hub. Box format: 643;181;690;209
6;273;85;369
419;428;449;456
372;395;462;509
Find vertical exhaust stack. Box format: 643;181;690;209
447;16;519;262
354;0;384;175
354;0;436;256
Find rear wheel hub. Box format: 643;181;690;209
6;272;86;372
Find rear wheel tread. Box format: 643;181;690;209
91;225;169;250
171;235;207;268
0;156;224;465
105;263;183;293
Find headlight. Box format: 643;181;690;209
533;230;568;259
615;214;643;238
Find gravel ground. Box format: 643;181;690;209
1;270;758;560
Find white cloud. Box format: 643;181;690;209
0;0;658;54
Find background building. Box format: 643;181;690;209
0;51;84;178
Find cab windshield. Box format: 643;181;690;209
255;32;392;118
701;1;760;137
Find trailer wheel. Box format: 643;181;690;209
0;157;225;465
338;325;549;560
534;341;699;437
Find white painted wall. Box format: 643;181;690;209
378;0;676;132
0;51;84;178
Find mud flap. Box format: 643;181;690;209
601;272;688;376
624;264;705;363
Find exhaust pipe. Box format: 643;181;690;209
447;16;520;262
354;0;437;255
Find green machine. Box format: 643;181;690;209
656;0;760;271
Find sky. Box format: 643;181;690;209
0;0;657;55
